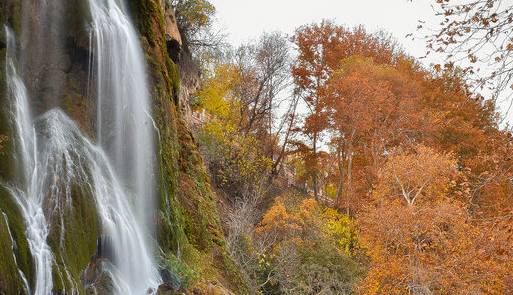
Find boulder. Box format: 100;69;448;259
157;283;176;295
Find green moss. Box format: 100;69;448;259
47;183;100;294
167;58;181;105
162;251;199;289
0;217;25;295
0;5;32;291
65;0;92;38
0;47;16;183
1;0;22;35
0;187;33;294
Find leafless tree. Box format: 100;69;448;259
426;0;513;103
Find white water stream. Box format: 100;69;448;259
3;0;162;293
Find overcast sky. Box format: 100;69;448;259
210;0;440;62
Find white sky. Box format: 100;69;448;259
210;0;441;63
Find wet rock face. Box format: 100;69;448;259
160;0;183;45
82;258;115;295
160;267;182;291
161;1;183;64
94;234;114;261
17;0;94;133
81;235;115;294
158;0;200;123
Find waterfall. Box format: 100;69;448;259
4;0;162;293
87;0;161;292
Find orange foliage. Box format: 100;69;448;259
360;199;511;294
256;198;321;246
359;147;513;294
289;21;513;293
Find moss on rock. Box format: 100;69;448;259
0;187;34;294
46;183;100;294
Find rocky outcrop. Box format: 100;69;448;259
158;1;201;125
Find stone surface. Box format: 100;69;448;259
160;0;183;45
82;259;115;295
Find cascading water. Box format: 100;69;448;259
5;27;54;295
4;0;162;293
87;0;161;291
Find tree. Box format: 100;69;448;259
197;32;297;189
293;22;404;201
292;21;343;200
427;0;513;101
255;197;362;294
171;0;220;49
360;199;510;294
324;56;427;212
232;33;291;134
359;145;511;294
195;33;302;292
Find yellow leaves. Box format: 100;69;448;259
176;0;216;28
298;198;319;220
257;198;321;237
257;197;359;259
196;64;240;119
359;187;513;294
321;208;357;255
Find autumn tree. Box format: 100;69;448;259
375;145;456;206
360;199;511;294
292;21;337;200
359;144;512;294
191;16;513;294
293;22;404;201
324;56;427;211
420;66;513;217
195;32;304;293
196;32;295;200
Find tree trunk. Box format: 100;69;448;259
313;132;319;200
346;129;356;215
335;142;345;207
